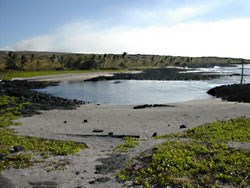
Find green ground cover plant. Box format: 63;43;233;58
118;118;250;187
0;95;27;127
115;137;139;152
0;95;86;172
158;117;250;142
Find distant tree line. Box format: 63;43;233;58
2;51;247;71
3;52;130;70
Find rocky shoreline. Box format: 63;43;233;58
0;80;85;116
85;68;222;81
84;68;249;104
1;67;249;118
207;84;250;103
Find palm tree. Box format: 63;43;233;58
20;55;27;69
4;51;18;70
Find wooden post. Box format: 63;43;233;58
240;59;244;84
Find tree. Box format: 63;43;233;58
58;56;65;67
20;55;27;69
30;54;35;63
49;54;57;63
4;51;18;70
122;52;127;58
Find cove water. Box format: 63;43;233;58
36;65;250;105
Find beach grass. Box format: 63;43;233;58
118;118;250;187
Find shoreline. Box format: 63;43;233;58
12;72;115;82
1;98;249;187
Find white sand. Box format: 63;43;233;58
13;72;115;82
2;98;250;188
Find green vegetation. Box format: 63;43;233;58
118;118;250;187
0;95;28;127
158;117;250;142
1;51;247;74
115;137;139;152
0;95;86;172
0;128;86;171
0;69;123;80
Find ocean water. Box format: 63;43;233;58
36;65;250;105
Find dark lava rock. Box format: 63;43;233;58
95;154;128;174
133;104;152;109
113;81;122;84
207;84;250;103
10;145;25;153
152;104;175;107
85;68;221;82
134;104;175;109
13;145;25;152
180;125;187;129
108;132;114;136
0;153;6;161
89;180;95;184
93;129;104;133
0;80;85;116
152;132;157;137
75;171;80;175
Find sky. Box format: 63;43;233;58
0;0;250;58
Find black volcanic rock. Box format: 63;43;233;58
85;68;221;82
180;125;187;129
207;84;250;103
0;80;85;116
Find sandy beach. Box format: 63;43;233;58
1;98;249;188
13;72;115;82
1;73;250;188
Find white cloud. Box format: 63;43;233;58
126;6;207;26
124;1;219;26
5;35;55;51
166;5;210;22
5;18;250;59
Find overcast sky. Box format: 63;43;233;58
0;0;250;58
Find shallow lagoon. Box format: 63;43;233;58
37;65;250;104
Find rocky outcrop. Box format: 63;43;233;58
207;84;250;103
0;80;85;116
